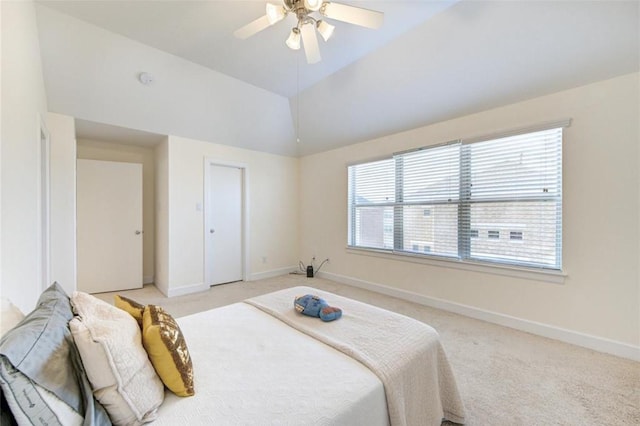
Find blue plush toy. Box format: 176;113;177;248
294;294;342;322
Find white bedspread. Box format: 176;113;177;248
245;286;466;426
154;302;389;425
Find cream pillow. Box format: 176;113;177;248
0;298;24;337
69;291;164;426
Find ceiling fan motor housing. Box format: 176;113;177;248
284;0;322;21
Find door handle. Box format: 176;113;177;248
135;230;142;235
210;229;215;234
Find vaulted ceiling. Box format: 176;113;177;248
36;1;639;156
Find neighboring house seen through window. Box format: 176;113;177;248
510;231;524;240
347;124;565;271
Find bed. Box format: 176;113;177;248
0;283;466;426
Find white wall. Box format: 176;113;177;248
300;73;640;351
0;1;49;313
77;139;156;283
46;112;76;295
159;135;299;295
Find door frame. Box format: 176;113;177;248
37;114;51;292
203;158;249;286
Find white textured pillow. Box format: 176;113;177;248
0;298;24;337
69;292;164;426
36;383;84;426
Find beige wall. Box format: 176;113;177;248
0;1;49;313
46;113;76;295
161;135;299;294
154;139;170;295
300;72;640;348
77;139;156;283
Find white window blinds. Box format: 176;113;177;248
462;128;563;268
347;125;565;270
398;143;461;258
348;158;395;250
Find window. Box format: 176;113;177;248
347;125;565;270
510;231;523;240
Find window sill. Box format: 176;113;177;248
345;247;566;284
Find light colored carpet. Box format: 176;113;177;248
95;274;640;425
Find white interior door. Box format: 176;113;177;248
77;159;143;293
205;163;243;286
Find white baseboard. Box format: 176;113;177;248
249;266;297;281
166;282;209;298
320;271;640;362
165;266;297;297
143;275;154;285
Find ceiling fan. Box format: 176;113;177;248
234;0;384;64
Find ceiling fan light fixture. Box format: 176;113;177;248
303;0;323;12
266;3;286;25
286;27;301;50
234;0;384;64
316;20;334;41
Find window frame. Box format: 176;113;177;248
347;120;570;280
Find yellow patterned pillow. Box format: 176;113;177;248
114;295;145;328
142;305;195;397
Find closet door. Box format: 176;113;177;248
205;163;243;286
77;159;143;293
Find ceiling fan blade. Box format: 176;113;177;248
321;2;383;29
300;23;321;64
234;15;271;39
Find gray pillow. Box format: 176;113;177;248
0;282;111;426
0;387;17;426
0;357;64;424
